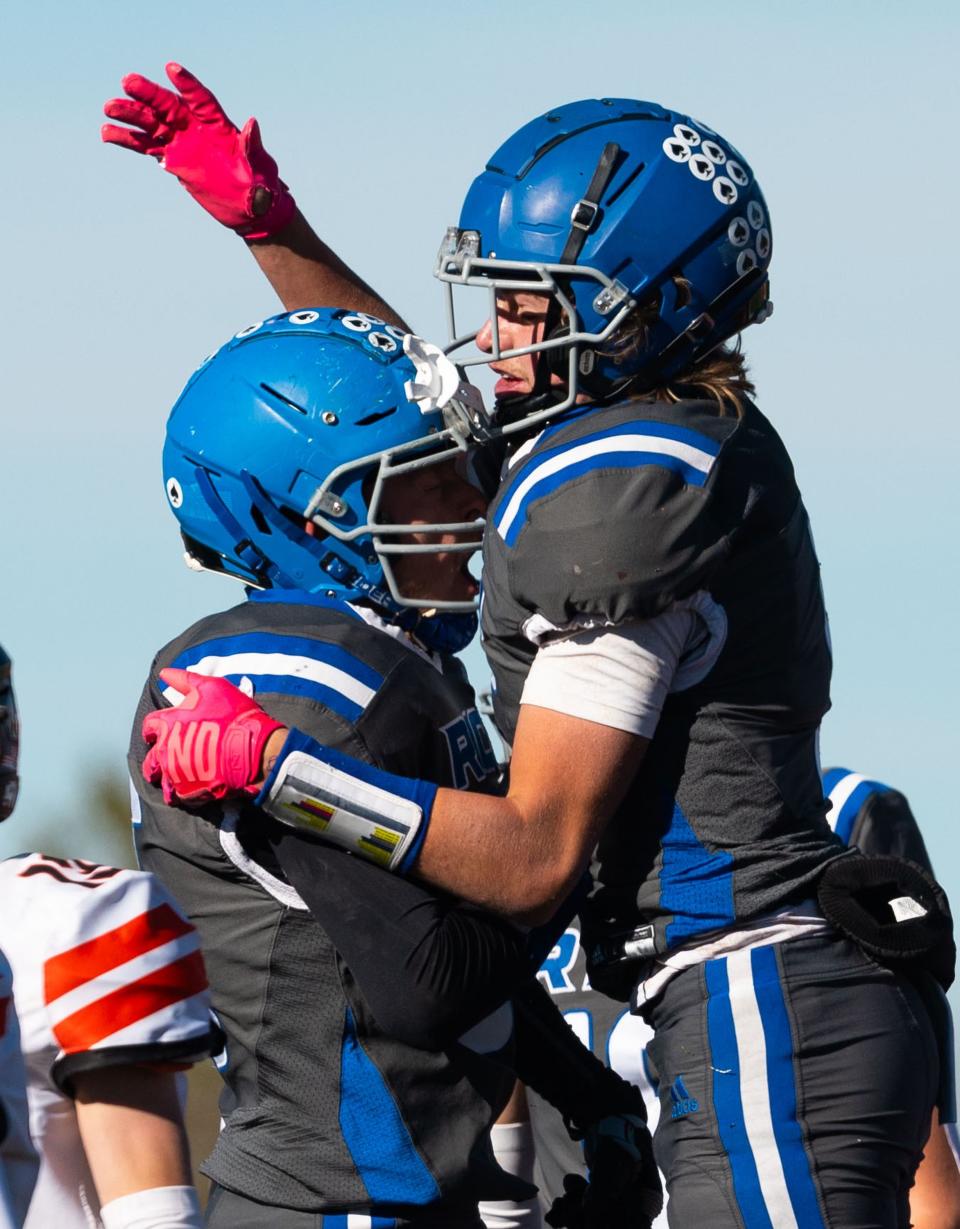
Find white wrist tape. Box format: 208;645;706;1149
100;1185;203;1229
262;750;423;870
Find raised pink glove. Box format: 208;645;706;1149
101;62;296;239
142;668;286;805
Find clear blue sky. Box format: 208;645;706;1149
2;3;957;942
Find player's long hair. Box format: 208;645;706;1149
603;275;755;415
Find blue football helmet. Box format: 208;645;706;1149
163;308;484;615
436;98;773;433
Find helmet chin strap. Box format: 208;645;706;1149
494;141;625;430
239;471;479;652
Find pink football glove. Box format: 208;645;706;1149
101;62;296;239
142;668;286;805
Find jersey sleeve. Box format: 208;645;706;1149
822;769;934;872
11;856;218;1092
490;406;742;629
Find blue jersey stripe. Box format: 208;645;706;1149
168;632;383;723
495;419;721;548
751;946;827;1227
705;958;775;1228
661;802;735;947
501;452;710;548
216;672;366;722
821;767;890;844
338;1007;441;1206
246;589;365;619
170;632;383;690
820;766;849;797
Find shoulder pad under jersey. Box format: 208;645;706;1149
0;855;216;1091
489;399;745;627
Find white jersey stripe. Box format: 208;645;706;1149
46;931;200;1027
825;772;868;832
496;434;717;541
161;651;376;710
90;993;211;1051
727;949;801;1229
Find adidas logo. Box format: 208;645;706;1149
670;1075;699;1120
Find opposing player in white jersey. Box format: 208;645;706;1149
0;852;218;1229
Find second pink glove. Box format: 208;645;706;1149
142;668;287;805
102;62;296;239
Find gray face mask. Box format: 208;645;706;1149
0;647;19;822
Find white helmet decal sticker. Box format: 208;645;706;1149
689;154;716;181
674;123;701;146
663;136;692;163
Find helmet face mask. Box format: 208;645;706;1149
435;98;774;436
164;309;485;614
436;240;636;425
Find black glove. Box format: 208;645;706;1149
546;1110;662;1229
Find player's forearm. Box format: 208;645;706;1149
246;210;410;326
417;787;585;924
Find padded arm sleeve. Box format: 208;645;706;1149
271;829;532;1050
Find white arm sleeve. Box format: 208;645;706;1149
99;1186;203;1229
519;591;727;738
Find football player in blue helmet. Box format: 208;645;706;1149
163;308;487;651
435;99;772;432
132;308;661;1229
107;72;948;1229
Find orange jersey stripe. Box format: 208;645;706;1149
53;949;209;1053
44;904;194;1004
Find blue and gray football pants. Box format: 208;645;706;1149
645;929;939;1229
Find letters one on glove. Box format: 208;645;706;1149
142;668;286;805
102;62;295;238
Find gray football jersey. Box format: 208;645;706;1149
481;396;844;954
129;591;525;1215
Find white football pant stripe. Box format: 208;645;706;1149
727;948;800;1229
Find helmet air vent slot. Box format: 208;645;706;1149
259;383;307;414
355;407;398;427
604;162;646;208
